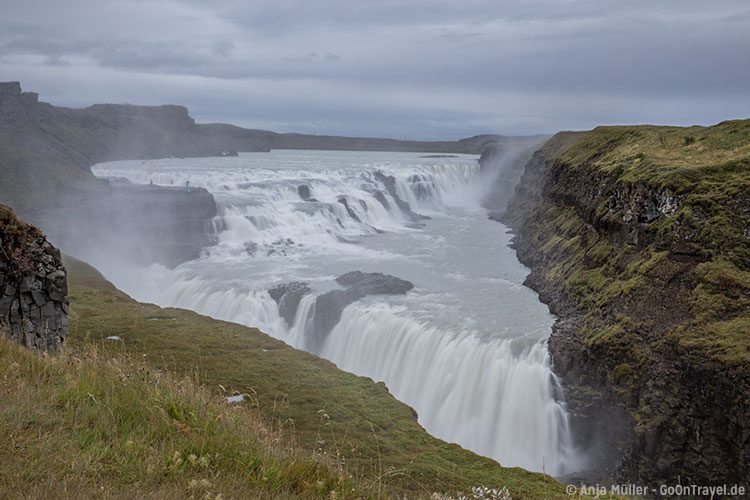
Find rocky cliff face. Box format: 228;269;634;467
501;122;750;486
0;81;268;212
27;180;217;269
0;82;223;267
0;205;68;352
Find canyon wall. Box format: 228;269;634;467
0;204;68;352
0;81;519;213
0;82;222;266
0;81;253;212
0;81;526;267
501;122;750;485
29;181;217;269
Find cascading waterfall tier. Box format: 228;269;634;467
92;149;580;476
320;302;574;474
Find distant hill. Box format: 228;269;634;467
0;81;536;212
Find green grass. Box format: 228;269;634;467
673;318;750;365
58;256;569;499
545;120;750;181
0;336;360;499
541;124;750;268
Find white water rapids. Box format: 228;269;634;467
91;150;579;475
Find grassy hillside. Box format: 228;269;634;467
0;336;365;499
36;256;567;499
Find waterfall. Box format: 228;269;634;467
92;150;579;476
319;302;575;475
94;156;478;258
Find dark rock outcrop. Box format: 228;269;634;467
267;272;413;352
268;281;312;326
373;171;428;222
307;272;414;352
297;185;313;201
335;271;414;295
296;185;320;203
337;196;361;222
0;204;68;352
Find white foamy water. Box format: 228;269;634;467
92;149;579;475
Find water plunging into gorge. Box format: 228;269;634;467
91;150;579;475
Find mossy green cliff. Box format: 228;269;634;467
502;120;750;485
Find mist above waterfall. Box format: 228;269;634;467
478;137;549;213
89;149;583;476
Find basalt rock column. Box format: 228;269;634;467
0;204;69;352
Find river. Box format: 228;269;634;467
91;149;578;475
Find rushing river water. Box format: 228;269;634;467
92;150;578;475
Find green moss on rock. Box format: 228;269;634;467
505;119;750;485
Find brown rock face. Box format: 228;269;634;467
0;204;68;352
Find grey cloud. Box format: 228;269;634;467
0;0;748;139
43;54;69;67
212;40;235;58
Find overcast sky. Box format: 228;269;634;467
1;0;749;139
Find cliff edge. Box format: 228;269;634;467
503;120;750;486
0;82;222;266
